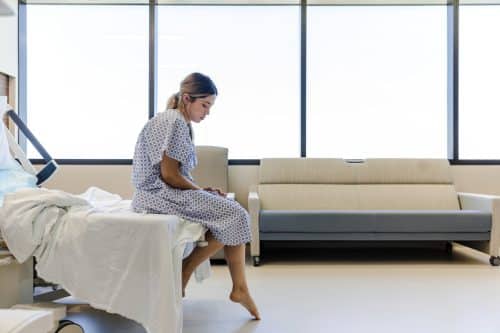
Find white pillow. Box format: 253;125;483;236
0;114;18;170
0;115;37;206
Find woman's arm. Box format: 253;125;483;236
160;153;201;190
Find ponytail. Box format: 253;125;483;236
167;93;179;109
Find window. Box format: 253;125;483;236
26;5;149;159
157;5;301;159
22;2;472;163
459;4;500;160
307;5;447;158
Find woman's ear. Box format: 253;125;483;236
182;93;191;104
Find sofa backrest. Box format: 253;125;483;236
258;158;460;210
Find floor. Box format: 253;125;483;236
54;243;500;333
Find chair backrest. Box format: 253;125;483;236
191;146;229;192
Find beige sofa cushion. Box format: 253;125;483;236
258;158;460;211
258;184;460;211
358;159;453;184
259;184;360;210
259;158;356;184
260;158;453;185
356;185;460;210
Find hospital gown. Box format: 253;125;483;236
131;109;251;246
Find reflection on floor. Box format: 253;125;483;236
50;243;500;333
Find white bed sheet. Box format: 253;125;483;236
0;186;210;333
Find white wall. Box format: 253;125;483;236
42;165;261;208
0;0;18;77
452;166;500;196
43;165;500;209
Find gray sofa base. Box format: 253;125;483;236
259;210;492;233
260;232;490;241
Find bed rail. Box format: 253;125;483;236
5;110;58;185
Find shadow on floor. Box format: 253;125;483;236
256;241;488;266
53;301;146;333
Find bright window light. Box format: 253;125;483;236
157;6;301;159
307;5;447;159
26;5;149;159
459;5;500;160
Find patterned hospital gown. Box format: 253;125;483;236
131;109;251;246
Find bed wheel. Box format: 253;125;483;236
489;256;500;266
56;320;84;333
252;256;260;267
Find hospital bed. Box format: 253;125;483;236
0;109;211;333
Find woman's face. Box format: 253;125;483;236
183;94;216;123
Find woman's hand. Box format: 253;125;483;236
203;187;227;197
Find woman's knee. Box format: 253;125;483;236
232;204;249;223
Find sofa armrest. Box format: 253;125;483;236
458;192;500;212
458;192;500;257
248;191;260;257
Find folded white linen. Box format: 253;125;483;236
0;187;210;333
0;188;88;263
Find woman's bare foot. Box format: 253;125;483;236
230;289;261;320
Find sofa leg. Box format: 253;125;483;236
252;256;260;267
445;242;453;254
489;256;500;266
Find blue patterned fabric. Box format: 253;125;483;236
0;168;38;206
131;109;251;246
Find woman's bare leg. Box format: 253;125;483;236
182;231;224;296
224;244;260;320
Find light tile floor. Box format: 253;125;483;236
58;244;500;333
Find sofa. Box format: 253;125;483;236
248;158;500;267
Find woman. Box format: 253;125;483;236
131;72;260;320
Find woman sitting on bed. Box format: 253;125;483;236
131;72;260;320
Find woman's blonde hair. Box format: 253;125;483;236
167;73;218;112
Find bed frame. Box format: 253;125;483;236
2;109;65;300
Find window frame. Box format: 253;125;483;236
19;0;498;165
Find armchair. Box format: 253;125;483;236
191;146;233;260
